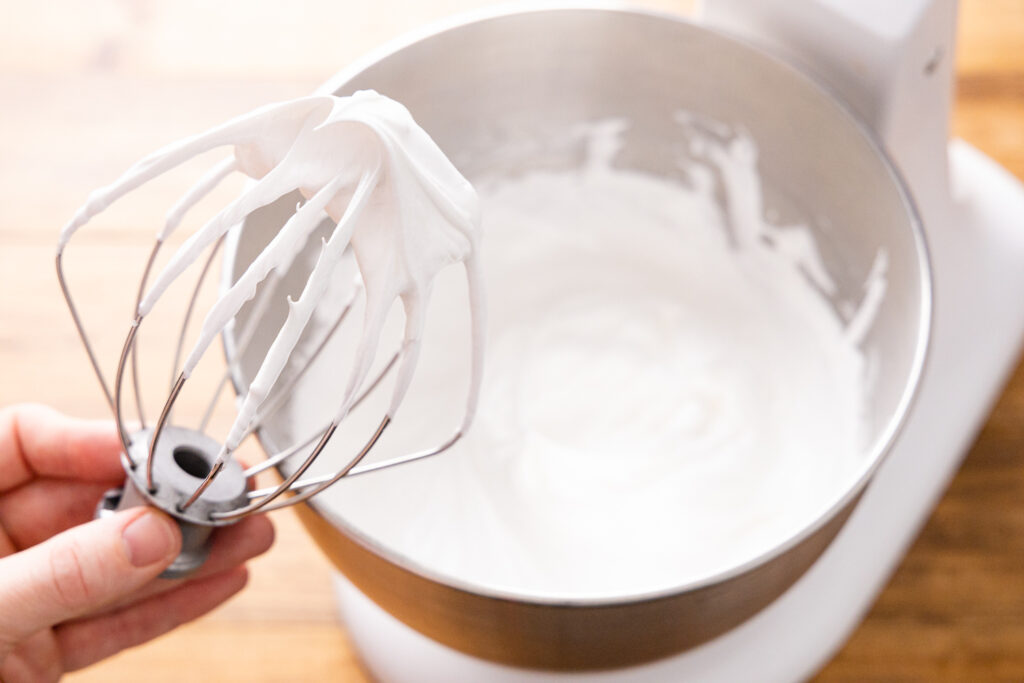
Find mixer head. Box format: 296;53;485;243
56;90;485;577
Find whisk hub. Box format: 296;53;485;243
96;426;249;578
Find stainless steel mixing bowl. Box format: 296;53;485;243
223;6;931;671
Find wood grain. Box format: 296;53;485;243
0;0;1018;680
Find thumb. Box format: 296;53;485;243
0;507;181;642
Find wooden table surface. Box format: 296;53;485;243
0;1;1021;680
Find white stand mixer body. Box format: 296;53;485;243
335;1;1024;679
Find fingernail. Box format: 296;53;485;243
123;511;178;567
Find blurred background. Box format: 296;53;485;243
0;0;1021;680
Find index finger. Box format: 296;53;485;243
0;404;125;492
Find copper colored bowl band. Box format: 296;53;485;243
296;495;858;671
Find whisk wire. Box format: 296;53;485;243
207;421;342;520
148;371;186;491
113;317;143;456
177;458;224;511
170;236;225;398
203;277;363;435
54;253;116;417
245;429;462;501
130;241;163;430
197;273;286;431
238;299;358;435
243;348;402;478
213;416;390;521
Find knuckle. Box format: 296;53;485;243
48;541;93;611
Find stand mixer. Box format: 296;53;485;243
220;0;1024;680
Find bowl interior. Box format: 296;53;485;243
226;9;929;600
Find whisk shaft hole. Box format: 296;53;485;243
173;446;213;479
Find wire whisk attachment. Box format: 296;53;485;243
58;90;485;577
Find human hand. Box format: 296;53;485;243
0;404;275;682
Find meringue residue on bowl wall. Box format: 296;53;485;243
286;115;888;599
